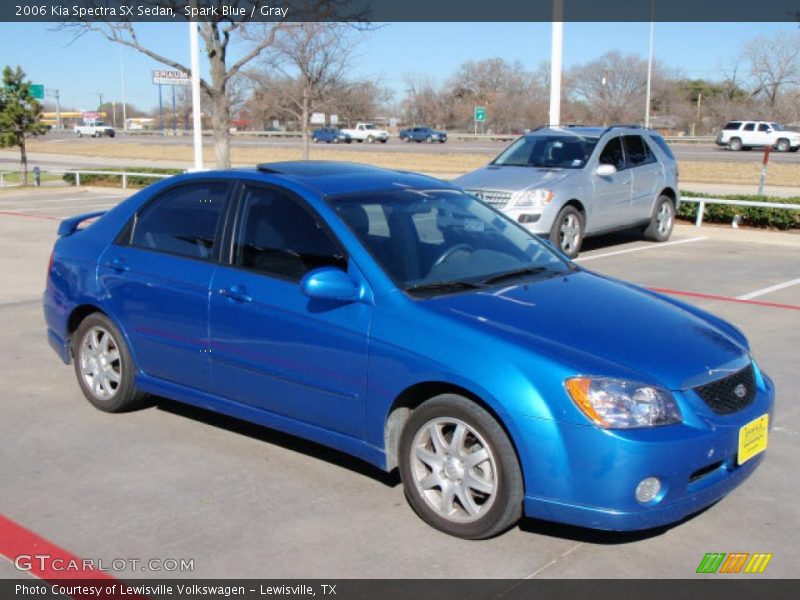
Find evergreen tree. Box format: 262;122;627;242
0;66;47;185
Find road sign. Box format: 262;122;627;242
330;114;338;125
474;106;486;122
310;112;326;125
152;69;191;86
30;84;44;100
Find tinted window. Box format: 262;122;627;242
598;137;625;170
493;135;598;169
757;124;770;132
623;135;656;167
648;134;675;160
130;182;228;259
234;186;346;281
742;123;755;132
723;121;742;130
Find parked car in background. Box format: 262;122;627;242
45;161;773;539
312;128;352;144
716;121;800;152
340;123;389;143
399;126;448;143
74;121;116;138
454;126;680;258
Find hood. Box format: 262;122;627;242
422;271;747;391
454;165;581;193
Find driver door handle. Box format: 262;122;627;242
218;285;253;303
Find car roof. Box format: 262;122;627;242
525;125;657;139
245;161;453;196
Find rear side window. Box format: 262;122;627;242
130;182;228;260
623;135;656;167
598;137;625;170
234;185;346;281
742;123;755;132
723;121;742;130
757;124;770;132
648;134;675;160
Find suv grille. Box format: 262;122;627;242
694;365;756;415
469;190;513;209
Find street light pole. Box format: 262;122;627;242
120;46;128;131
549;0;564;127
644;0;655;128
189;20;204;171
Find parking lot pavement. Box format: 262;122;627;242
1;188;798;578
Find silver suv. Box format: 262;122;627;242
454;126;680;257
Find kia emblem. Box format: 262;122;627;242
734;383;747;399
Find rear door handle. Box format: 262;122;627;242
219;285;252;303
106;257;129;272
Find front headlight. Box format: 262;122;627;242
511;189;553;208
565;377;681;428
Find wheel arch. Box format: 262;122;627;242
66;304;136;365
383;381;524;477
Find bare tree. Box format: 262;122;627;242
60;1;360;168
744;32;800;109
252;23;356;159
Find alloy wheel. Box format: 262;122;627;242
560;213;581;254
657;201;674;236
78;326;122;401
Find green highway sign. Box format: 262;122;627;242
30;84;44;100
474;106;486;122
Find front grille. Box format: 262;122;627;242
469;190;513;209
694;365;756;415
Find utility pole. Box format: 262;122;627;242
47;89;62;131
96;92;103;114
549;0;564;127
644;0;655;128
120;46;128;131
189;20;204;170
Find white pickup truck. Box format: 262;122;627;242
75;121;116;138
340;123;389;144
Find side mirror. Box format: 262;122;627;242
300;267;360;303
596;164;617;177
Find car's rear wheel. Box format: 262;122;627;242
643;195;675;242
398;394;523;539
729;137;742;151
549;205;584;258
776;138;790;152
72;313;145;413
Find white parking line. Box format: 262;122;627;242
1;202;119;213
0;194;124;207
575;237;708;262
737;277;800;300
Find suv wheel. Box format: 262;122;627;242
729;137;743;151
549;205;584;258
398;394;523;539
72;313;146;413
776;138;790;152
643;195;675;242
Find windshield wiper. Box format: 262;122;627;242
481;266;554;285
405;280;485;294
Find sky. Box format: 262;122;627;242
0;21;795;113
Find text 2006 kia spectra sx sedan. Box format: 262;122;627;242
44;162;774;539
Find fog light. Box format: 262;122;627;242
518;214;540;224
635;477;661;503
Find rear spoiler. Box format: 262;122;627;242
57;211;107;237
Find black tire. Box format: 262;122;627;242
776;138;790;153
643;195;675;242
426;135;433;143
366;135;375;144
729;137;742;151
399;394;523;539
548;205;584;259
790;147;799;153
380;138;387;143
71;313;146;413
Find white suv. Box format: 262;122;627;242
716;121;800;152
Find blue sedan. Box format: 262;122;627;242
44;162;774;539
399;127;448;143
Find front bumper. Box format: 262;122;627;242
517;371;775;531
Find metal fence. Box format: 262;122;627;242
680;196;800;226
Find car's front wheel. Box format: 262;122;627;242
72;313;145;413
643;195;675;242
399;394;523;539
549;205;584;258
776;138;790;152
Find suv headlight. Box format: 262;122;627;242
511;189;553;208
565;377;681;428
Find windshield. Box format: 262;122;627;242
364;124;376;130
328;188;573;295
492;135;598;169
770;123;785;131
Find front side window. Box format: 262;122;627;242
130;181;228;260
623;135;656;167
329;189;572;295
598;137;626;170
492;135;598;169
234;185;346;281
757;124;770;132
